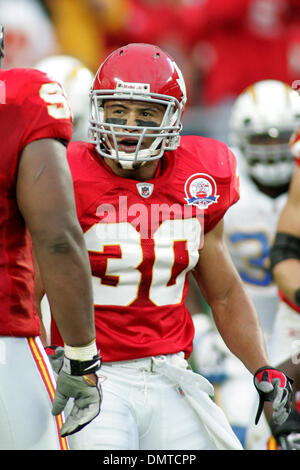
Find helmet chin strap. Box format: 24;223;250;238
117;159;147;170
109;147;160;170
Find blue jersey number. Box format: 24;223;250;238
229;232;272;287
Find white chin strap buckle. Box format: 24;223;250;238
118;159;146;170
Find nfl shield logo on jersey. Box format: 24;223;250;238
136;182;154;198
184;173;219;209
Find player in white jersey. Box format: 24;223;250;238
190;80;300;448
224;151;287;341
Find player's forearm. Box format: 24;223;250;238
210;284;269;374
32;226;96;347
272;168;300;303
34;288;48;346
272;259;300;304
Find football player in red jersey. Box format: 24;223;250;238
0;26;102;449
37;43;293;450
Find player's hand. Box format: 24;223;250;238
270;409;300;450
48;345;103;437
53;370;103;437
46;345;64;374
253;366;293;426
276;433;300;450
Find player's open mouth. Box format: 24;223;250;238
117;138;140;153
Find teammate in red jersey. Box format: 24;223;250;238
0;27;102;449
37;43;293;450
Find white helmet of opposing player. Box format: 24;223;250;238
229;80;300;187
35;55;93;141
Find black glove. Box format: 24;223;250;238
253;366;293;426
270;409;300;450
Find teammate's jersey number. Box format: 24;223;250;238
228;231;272;287
84;218;202;306
39;82;72;120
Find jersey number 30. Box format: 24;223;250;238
85;219;202;307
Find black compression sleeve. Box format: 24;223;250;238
270;232;300;272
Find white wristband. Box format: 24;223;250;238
64;340;98;361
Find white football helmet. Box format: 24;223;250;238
35;55;93;141
229;80;300;187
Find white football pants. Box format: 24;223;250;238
0;336;67;450
67;352;243;450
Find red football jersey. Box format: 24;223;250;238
51;136;240;361
0;68;72;337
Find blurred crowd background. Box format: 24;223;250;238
2;0;300;143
